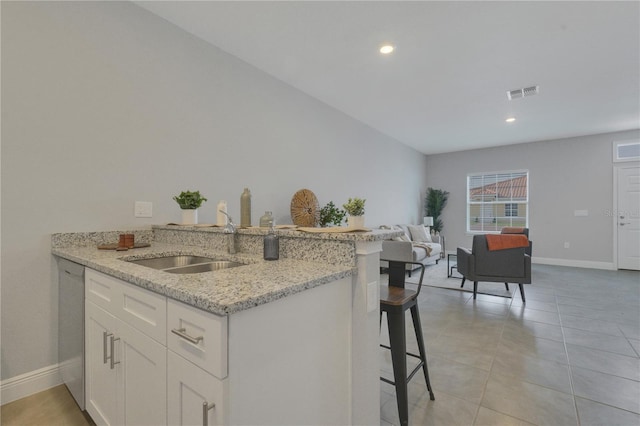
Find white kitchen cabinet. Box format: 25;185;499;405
85;301;119;426
118;313;167;426
85;269;167;426
167;351;226;426
85;267;351;425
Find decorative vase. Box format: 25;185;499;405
348;215;365;229
240;188;252;227
182;209;198;225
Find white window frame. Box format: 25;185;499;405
467;170;529;234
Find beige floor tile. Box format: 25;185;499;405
0;385;93;426
381;390;478;426
498;328;568;364
571;366;640;414
490;348;572;394
563;327;638;357
575;397;640;426
508;305;561;326
566;343;640;381
560;313;626;337
474;406;536;426
503;317;564;342
420;355;489;404
481;372;578;425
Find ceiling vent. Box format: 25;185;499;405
507;85;539;100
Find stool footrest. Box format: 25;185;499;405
380;361;425;387
380;342;426;387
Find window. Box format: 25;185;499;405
467;170;528;233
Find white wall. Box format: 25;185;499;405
1;2;428;381
425;129;640;268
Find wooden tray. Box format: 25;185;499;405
98;243;151;250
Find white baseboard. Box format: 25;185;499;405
1;363;63;406
532;257;615;270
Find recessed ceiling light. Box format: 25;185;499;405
379;45;395;54
505;117;516;123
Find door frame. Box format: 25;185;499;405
612;162;640;270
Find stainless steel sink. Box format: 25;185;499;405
128;255;215;269
126;255;244;274
164;261;244;274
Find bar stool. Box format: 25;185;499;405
380;259;435;426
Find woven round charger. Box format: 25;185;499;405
290;189;320;227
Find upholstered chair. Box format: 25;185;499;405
457;234;532;302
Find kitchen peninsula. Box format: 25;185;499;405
52;225;400;426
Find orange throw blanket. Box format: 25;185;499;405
486;234;529;251
501;227;526;234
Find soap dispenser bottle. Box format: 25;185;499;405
263;223;279;260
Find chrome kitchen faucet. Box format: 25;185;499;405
219;210;237;254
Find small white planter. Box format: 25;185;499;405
182;209;198;225
347;215;365;229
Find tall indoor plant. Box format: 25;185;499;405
425;188;448;233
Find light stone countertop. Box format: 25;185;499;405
152;224;401;241
52;242;354;316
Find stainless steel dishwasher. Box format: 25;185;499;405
58;257;85;410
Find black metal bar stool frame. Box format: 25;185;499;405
380;259;435;426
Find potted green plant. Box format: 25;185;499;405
424;187;449;233
173;190;207;225
343;197;366;228
318;201;346;227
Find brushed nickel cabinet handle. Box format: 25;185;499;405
109;335;120;370
103;332;111;364
203;401;215;426
171;328;203;345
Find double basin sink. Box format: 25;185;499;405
127;255;243;274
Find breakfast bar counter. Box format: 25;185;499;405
52;225;401;426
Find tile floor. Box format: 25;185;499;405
2;264;637;426
380;263;640;425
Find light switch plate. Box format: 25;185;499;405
135;201;153;218
367;281;378;313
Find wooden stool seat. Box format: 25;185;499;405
380;286;417;306
380;259;434;426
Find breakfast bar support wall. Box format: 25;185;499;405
352;240;384;426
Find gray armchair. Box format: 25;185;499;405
457;234;531;302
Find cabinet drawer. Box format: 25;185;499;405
118;279;166;345
86;269;120;313
168;299;228;379
85;269;167;345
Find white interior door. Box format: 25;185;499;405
617;166;640;270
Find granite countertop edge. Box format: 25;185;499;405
53;243;354;316
153;225;401;242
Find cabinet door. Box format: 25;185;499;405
85;301;119;426
168;351;225;426
118;320;167;426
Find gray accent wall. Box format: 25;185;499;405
425;129;640;267
1;2;427;381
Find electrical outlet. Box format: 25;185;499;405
564;242;570;249
134;201;152;218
